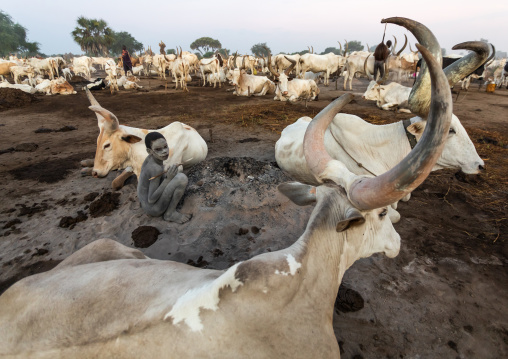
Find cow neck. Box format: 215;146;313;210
327;115;413;177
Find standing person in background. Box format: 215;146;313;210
373;39;392;82
122;45;133;76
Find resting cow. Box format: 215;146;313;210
0;42;453;356
276;18;488;209
84;89;207;189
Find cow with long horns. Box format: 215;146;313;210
229;53;275;97
266;51;320;103
0;39;453;358
276;17;487;210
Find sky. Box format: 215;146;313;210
1;0;507;56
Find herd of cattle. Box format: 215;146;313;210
1;29;506;108
0;17;502;358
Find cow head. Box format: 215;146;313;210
407;115;484;174
85;90;142;177
362;80;383;101
279;182;400;260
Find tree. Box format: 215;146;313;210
109;31;143;56
216;48;230;57
344;40;363;53
290;50;308;56
71;16;114;56
166;48;176;55
0;11;39;57
320;47;341;55
251;43;270;57
190;37;221;55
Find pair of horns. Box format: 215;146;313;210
382;17;492;118
304;40;452;210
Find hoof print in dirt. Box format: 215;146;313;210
89;192;120;217
31;248;49;257
59;211;88;229
132;226;160;248
334;285;365;313
17;203;49;217
3;219;21;229
35;126;77;134
187;256;209;268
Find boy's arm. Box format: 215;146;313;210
147;165;178;204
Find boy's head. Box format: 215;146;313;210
122;45;127;51
145;132;169;161
386;40;392;48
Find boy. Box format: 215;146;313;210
137;132;192;224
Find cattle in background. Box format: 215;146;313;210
266;52;319;103
228;54;275;97
276;19;488;213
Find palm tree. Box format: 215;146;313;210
71;16;114;56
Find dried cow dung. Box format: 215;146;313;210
89;192;120;217
132;226;160;248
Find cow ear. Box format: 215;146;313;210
336;208;365;232
407;121;426;136
278;182;316;206
121;135;142;144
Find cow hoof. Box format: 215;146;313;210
80;159;95;167
80;167;93;176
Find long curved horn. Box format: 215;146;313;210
216;53;223;67
338;41;343;55
377;58;390;84
232;52;238;69
367;43;370;52
303;93;355;177
408;42;415;53
484;44;495;67
344;40;348;55
396;34;408;56
444;41;491;87
364;54;373;80
264;47;279;77
284;56;297;76
311;46;314;54
391;35;398;55
349;43;452;210
307;46;311;53
382;17;442;118
179;46;183;58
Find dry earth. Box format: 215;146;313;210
0;73;507;358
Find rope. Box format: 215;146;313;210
328;128;378;177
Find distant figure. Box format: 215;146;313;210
137;132;192;224
122;45;133;76
373;40;392;81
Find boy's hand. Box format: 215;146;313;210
164;165;179;181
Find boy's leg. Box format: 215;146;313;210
163;173;192;224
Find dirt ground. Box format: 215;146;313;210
0;72;506;358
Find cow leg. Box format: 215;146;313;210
112;167;135;190
55;238;147;270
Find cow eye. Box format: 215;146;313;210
449;128;456;134
379;209;388;218
104;143;111;149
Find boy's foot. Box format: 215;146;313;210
164;211;192;224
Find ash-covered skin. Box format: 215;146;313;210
137;133;192;224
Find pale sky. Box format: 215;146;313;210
2;0;506;56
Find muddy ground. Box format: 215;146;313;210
0;73;506;358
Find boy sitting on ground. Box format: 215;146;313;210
137;132;192;224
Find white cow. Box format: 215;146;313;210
229;55;275;97
105;59;119;93
299;52;344;86
362;80;411;112
0;80;37;94
267;54;320;102
0;43;455;358
72;56;93;79
199;55;223;88
10;65;35;86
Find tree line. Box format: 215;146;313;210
1;10;388;59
